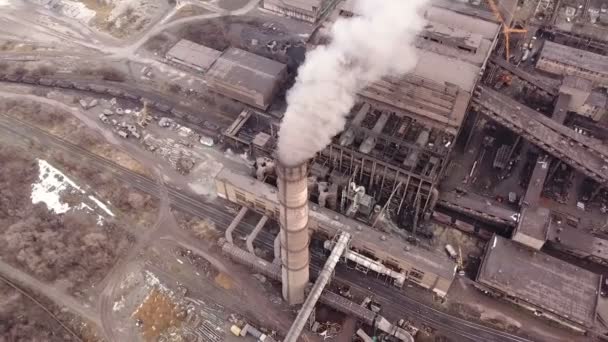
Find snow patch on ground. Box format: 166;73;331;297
77;202;93;210
89;195;115;217
31;159;83;214
31;159;114;225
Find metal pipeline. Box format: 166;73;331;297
221;242;281;280
221;240;414;342
323;240;406;287
246;215;269;255
225;207;248;244
273;234;281;264
284;232;351;342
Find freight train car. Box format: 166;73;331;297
215;167;457;297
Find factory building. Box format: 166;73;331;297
356;5;499;134
578;90;608;121
546;222;608;266
560;76;595;111
215;167;457;298
221;4;501;233
206;47;287;110
536;41;608;86
262;0;334;23
512;206;551;250
321;5;500;227
165;39;222;72
560;76;608;121
477;235;600;332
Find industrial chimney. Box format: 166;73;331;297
276;160;310;305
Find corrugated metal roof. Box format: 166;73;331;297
413;48;479;92
562;75;594;92
540;41;608;75
166;39;222;71
422;21;483;51
206;48;286;107
478;235;600;328
424;6;500;40
516;206;550;241
586;90;608;108
208;48;285;89
264;0;323;12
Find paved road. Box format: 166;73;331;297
0;115;535;342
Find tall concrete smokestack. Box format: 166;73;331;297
277;160;310;305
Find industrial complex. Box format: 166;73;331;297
2;0;608;341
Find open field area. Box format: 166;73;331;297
0;143;132;295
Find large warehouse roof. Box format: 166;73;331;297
413;49;480;92
354;4;497;133
516;206;550;242
539;41;608;75
478;235;600;327
166;39;222;72
424;5;500;40
548;224;608;263
206;48;286;109
268;0;323;12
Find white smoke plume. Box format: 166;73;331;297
277;0;429;166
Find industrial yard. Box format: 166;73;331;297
1;0;608;341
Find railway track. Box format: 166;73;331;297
0;115;534;342
0;72;235;135
0;274;84;342
234;230;533;342
473;86;608;185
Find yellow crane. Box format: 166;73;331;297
487;0;527;61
